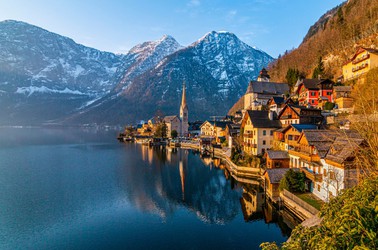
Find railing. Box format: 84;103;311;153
288;150;320;163
243;134;253;138
281;189;319;216
301;167;323;182
352;53;369;64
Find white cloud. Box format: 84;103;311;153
187;0;200;7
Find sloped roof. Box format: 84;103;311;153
296;78;334;93
267;150;289;160
214;121;233;129
200;120;232;129
291;124;318;132
301;130;338;158
164;115;179;122
245;110;281;128
302;79;320;89
333;86;352;92
326;132;364;165
246;81;289;95
270;96;285;105
278;104;322;119
265;168;298;184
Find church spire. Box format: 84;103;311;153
181;81;187;109
180;81;189;137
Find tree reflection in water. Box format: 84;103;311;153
120;145;299;232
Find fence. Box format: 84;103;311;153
281;189;319;216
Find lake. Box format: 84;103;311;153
0;128;292;249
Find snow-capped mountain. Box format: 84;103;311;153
112;34;182;93
72;31;274;125
0;20;124;97
0;20;274;125
0;20;127;125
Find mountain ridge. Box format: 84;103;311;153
0;20;273;125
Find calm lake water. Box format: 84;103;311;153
0;128;292;249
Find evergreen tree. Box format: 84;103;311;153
312;56;325;79
171;129;178;138
286;68;304;90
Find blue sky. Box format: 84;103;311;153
0;0;345;58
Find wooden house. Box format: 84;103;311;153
241;110;281;155
264;168;291;202
265;150;290;169
278;104;323;127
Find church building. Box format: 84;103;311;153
162;82;188;138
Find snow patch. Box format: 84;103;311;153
16;86;85;96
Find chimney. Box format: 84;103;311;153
268;110;274;120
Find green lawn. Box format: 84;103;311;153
296;193;324;211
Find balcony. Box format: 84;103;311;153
301;167;322;182
352;54;369;65
243;134;253;138
288;149;320;162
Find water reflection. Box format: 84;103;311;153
121;145;299;232
120;145;241;224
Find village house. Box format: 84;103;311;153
314;133;364;201
265;150;290;169
295;78;334;107
224;123;241;148
200;120;232;142
137;123;153;136
244;69;290;110
273;124;318;151
241;110;281;155
263;168;292;202
342;47;378;81
266;96;294;115
288;130;337;192
333;85;354;112
163;115;181;138
278;104;323;127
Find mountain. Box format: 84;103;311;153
0;20;274;126
72;31;274;125
268;0;378;82
0;20;124;125
113;35;183;93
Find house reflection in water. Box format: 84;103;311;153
122;145;298;234
240;184;264;221
239;183;299;236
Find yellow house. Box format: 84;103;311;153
200;120;231;141
342;47;378;81
241;110;281;155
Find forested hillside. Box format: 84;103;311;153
268;0;378;82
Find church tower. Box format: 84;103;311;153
180;82;189;137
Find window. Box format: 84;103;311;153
311;100;315;104
323;169;327;177
263;140;266;145
330;171;336;180
263;130;266;136
317;184;320;192
270;130;273;136
311;92;316;96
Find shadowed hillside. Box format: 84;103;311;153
268;0;378;81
